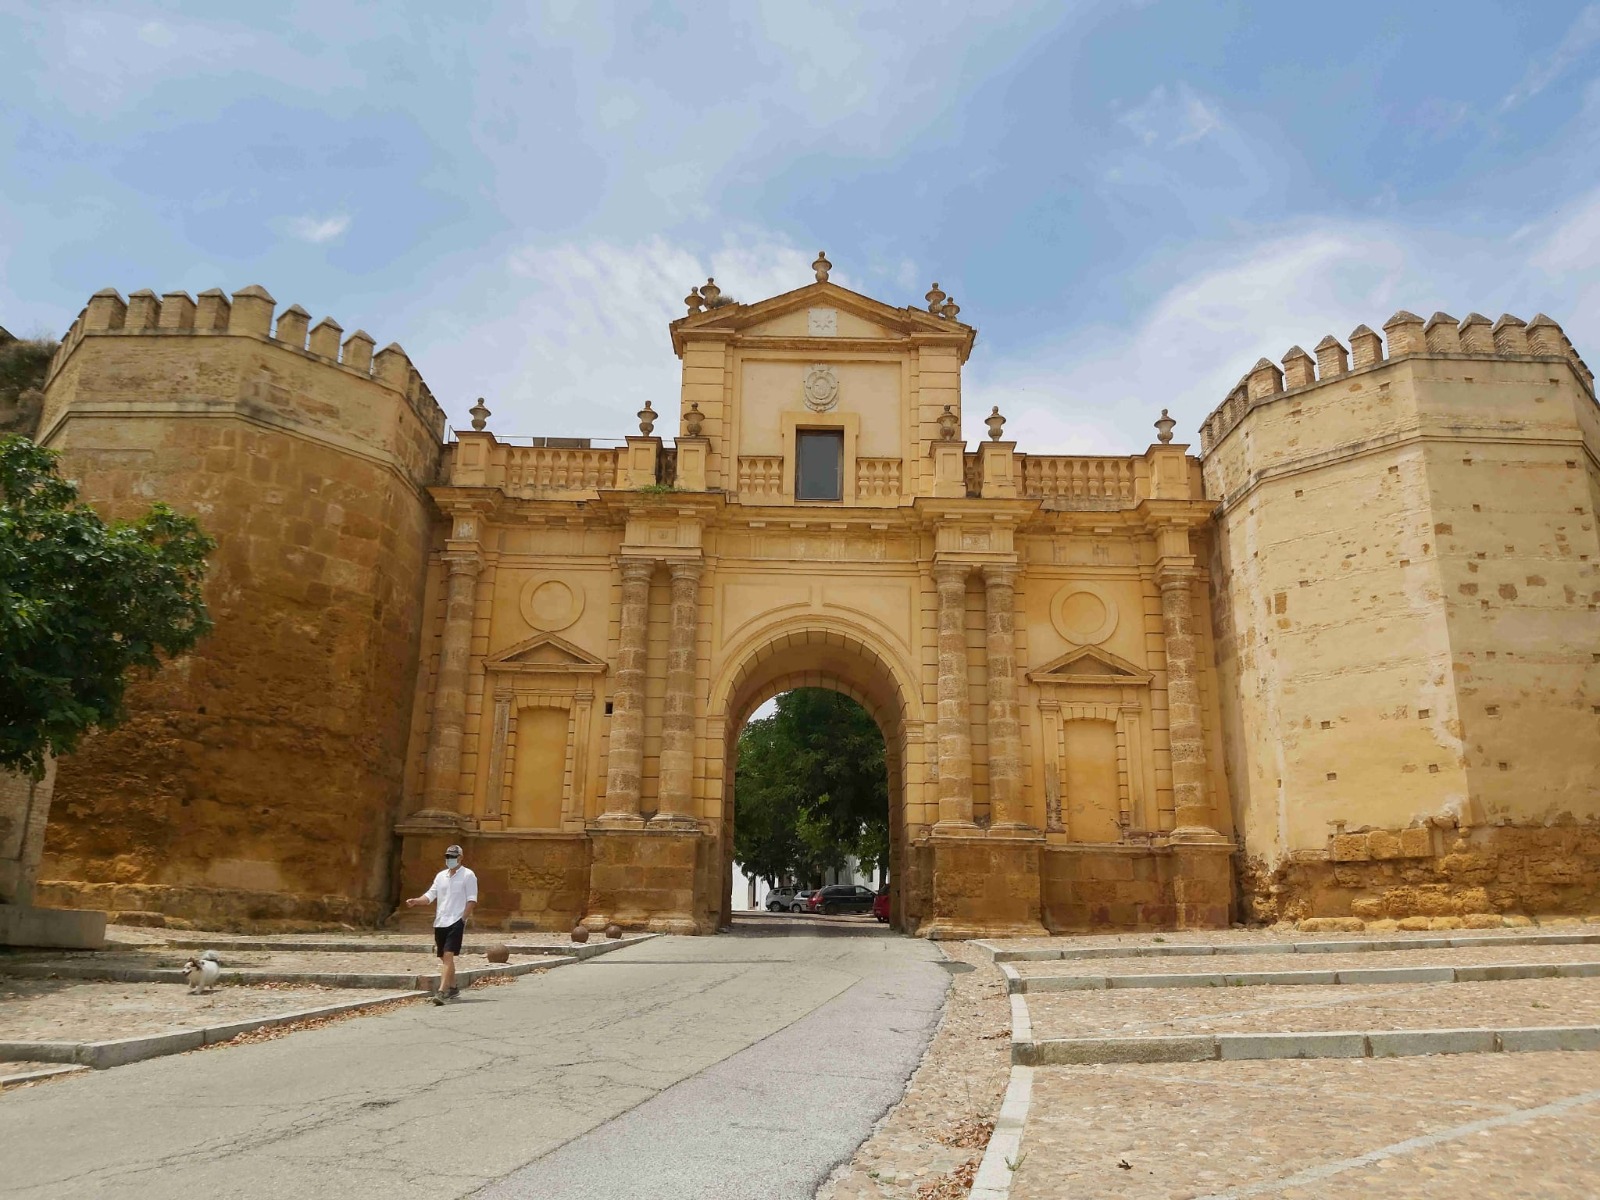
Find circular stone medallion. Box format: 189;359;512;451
519;578;584;632
1051;585;1119;645
802;364;840;412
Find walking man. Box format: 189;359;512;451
405;843;478;1004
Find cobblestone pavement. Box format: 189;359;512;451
1010;942;1600;976
819;941;1011;1200
1024;977;1600;1038
0;977;388;1041
1007;1053;1600;1199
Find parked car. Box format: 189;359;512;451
790;889;817;913
873;890;889;922
765;886;798;912
808;884;877;915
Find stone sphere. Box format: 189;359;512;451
485;943;510;964
605;924;623;940
571;925;590;944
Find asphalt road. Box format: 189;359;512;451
2;915;949;1199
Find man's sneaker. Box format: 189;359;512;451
445;986;460;1000
430;991;447;1006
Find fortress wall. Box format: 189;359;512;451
1204;313;1600;924
33;287;445;929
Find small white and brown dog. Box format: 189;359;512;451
183;951;222;994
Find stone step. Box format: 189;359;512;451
1015;1025;1600;1065
1006;959;1600;993
983;930;1600;963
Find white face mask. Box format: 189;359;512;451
445;857;460;869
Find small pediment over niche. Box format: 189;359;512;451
486;632;606;675
1028;645;1152;686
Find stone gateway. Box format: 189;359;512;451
21;266;1600;936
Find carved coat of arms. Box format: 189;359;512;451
802;364;839;412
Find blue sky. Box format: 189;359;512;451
2;1;1598;451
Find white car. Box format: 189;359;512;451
765;886;798;912
788;889;818;913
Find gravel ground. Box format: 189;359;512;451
818;942;1012;1200
0;978;392;1042
1025;977;1600;1039
1008;1052;1600;1199
4;948;515;975
1010;943;1600;977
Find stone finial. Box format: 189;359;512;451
1491;314;1529;355
195;288;231;332
373;342;410;389
84;287;127;332
308;315;343;359
1383;310;1426;357
812;251;831;283
925;282;946;314
1423;312;1462;353
1349;324;1384;370
230;284;277;337
936;404;959;441
941;298;961;320
469;397;490;432
1314;335;1349;379
1282;345;1316;390
684;286;704;315
342;329;376;373
1246;357;1284;401
126;289;161;331
1457;312;1494;354
637;399;657;436
984;405;1006;440
684;401;703;437
699;278;721;306
159;291;196;331
1526;314;1565;356
274;303;311;349
1155;409;1176;444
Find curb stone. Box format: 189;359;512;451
969;1065;1033;1200
1018;1024;1600;1064
0;955;578;990
981;931;1600;964
1007;959;1600;993
0;1063;89;1089
153;932;656;960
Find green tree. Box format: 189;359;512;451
0;436;215;777
731;688;889;887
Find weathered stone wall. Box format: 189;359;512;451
0;758;56;906
1204;313;1600;922
33;287;444;928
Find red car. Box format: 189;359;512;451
873;890;890;922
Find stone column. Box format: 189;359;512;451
654;559;702;826
932;561;976;831
598;557;655;826
1159;567;1221;839
983;563;1028;830
419;552;481;818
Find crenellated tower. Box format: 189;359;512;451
1202;310;1600;924
33;285;446;927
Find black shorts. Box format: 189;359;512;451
434;919;465;957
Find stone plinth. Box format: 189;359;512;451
585;827;705;935
394;826;591;932
919;834;1047;939
0;903;106;949
1039;842;1233;932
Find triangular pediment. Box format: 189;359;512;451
1028;645;1152;685
486;632;606;674
671;280;974;359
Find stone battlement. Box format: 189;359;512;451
1200;310;1595;454
46;285;444;436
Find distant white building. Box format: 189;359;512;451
731;858;884;911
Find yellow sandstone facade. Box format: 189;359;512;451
23;260;1600;936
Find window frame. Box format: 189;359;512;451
794;427;845;502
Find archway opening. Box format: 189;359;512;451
729;688;890;921
707;624;922;933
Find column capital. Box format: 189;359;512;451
668;558;704;583
981;561;1019;587
442;551;482;578
1158;564;1199;591
931;560;971;586
618;556;657;583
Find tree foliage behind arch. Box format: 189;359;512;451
732;688;889;887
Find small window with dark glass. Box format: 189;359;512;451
795;429;843;501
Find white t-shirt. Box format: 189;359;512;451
425;866;479;927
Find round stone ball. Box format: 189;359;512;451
605;924;623;940
571;925;590;944
485;943;510;964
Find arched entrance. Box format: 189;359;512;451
705;621;929;933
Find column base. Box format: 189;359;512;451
931;819;981;838
647;812;701;831
586;826;708;933
592;811;648;830
920;834;1047;939
1167;823;1232;846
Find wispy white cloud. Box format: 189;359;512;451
285;214;351;244
1117;83;1225;148
1500;4;1600;110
